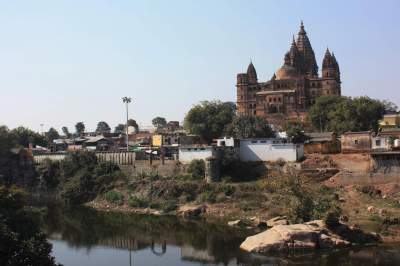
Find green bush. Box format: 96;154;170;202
128;196;149;208
187;159;205;180
201;191;216;203
105;190;124;205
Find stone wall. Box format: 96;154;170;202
119;160;185;177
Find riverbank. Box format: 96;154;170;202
85;154;400;245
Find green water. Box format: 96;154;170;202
43;205;400;266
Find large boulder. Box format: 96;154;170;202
240;220;355;253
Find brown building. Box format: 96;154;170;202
341;131;373;154
304;132;340;154
236;22;341;126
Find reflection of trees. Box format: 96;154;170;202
43;204;248;264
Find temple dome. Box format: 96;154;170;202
275;65;298;80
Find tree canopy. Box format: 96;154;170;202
284;122;308;144
225;115;275;139
114;124;125;134
184;101;236;143
127;119;139;133
309;95;385;134
0;186;61;266
8;126;46;148
75;122;85;136
152;117;167;130
95;121;111;135
62;126;71;138
46;127;60;144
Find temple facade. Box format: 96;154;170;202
236;22;341;125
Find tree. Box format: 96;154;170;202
114;124;125;134
382;100;398;113
75;122;85;136
0;186;61;266
152;117;167;130
46;127;60;144
284;122;308;144
0;126;14;154
184;101;236;143
127;119;139;133
309;96;385;134
62;126;71;138
9;126;47;148
95;121;111;135
225;115;275;139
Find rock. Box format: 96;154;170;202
379;209;387;216
340;215;349;222
250;217;268;228
241;220;350;253
228;220;245;227
367;206;375;213
267;216;289;227
382;194;387;199
178;205;206;220
339;197;346;202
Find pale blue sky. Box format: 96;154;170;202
1;0;399;132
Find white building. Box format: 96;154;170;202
178;146;220;163
239;138;304;162
216;137;236;147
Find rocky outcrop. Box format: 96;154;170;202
178;205;206;220
240;220;379;253
266;216;289;227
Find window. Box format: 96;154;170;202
253;110;256;115
354;140;359;145
375;139;381;146
260;140;267;143
251;140;258;143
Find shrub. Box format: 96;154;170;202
201;191;216;203
160;200;178;213
105;190;124;205
187;159;205;180
128;196;149;208
222;184;235;196
324;205;342;226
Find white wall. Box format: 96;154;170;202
179;147;217;163
372;137;390;150
239;139;303;162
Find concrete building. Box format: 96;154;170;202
379;113;400;129
341;131;373;153
178;146;220;163
239;138;304;162
373;128;400;151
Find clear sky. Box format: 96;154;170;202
1;0;399;133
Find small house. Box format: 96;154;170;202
304;132;340;154
341;131;373;153
239;138;304;162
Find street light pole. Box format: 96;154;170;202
122;97;132;151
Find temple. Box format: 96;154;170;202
236;22;341;126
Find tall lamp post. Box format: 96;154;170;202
122;97;132;151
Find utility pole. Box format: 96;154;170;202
122;97;132;151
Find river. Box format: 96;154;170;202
42;204;400;266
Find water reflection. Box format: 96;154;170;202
43;204;400;266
